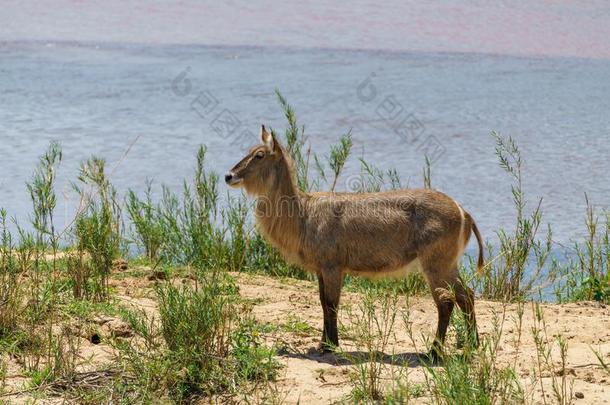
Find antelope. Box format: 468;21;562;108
225;125;484;362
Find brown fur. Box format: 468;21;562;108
226;126;484;360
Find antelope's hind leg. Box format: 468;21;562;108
421;259;479;363
426;276;455;363
420;249;462;363
454;275;479;348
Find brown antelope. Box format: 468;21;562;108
225;125;484;361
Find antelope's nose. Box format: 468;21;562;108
224;173;233;184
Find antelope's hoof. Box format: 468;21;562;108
315;341;337;354
422;349;443;366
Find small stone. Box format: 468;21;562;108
575;392;584;399
112;258;128;271
93;315;114;325
148;270;167;281
104;319;133;338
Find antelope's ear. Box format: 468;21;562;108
260;125;276;153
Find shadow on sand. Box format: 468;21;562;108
280;348;440;368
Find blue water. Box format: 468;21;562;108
1;41;609;247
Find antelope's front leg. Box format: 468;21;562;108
317;268;343;352
317;275;329;347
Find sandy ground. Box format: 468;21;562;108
233;274;610;404
3;271;610;404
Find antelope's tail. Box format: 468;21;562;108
471;218;485;276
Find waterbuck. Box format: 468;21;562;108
225;125;484;361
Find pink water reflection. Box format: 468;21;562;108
1;1;609;59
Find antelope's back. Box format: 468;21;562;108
302;189;463;270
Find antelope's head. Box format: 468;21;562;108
225;125;286;196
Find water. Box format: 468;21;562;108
1;2;610;247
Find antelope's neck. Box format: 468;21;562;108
254;175;306;254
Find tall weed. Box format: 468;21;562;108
72;157;122;301
125;180;165;263
569;197;610;302
476;132;552;301
0;210;21;337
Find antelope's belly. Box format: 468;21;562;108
346;258;422;280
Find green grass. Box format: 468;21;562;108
280;315;318;337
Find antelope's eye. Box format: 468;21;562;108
255;151;265;159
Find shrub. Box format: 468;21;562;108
156;274;236;399
125;180;165;263
570;197;610;303
72;157;122;301
0;209;22;338
232;317;279;382
116;270;279;401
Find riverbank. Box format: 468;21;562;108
2;268;609;403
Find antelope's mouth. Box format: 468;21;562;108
227;178;243;188
225;172;244;188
